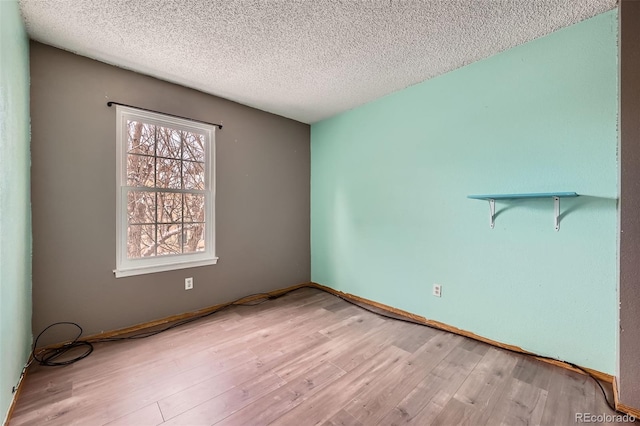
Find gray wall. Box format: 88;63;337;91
30;42;310;346
619;0;640;410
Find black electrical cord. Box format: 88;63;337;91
326;292;624;415
32;285;628;417
32;322;93;366
31;291;287;365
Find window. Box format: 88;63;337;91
115;106;217;277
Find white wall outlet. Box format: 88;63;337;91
433;284;442;298
185;277;193;290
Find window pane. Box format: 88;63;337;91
157;192;182;223
127;191;156;224
183;223;205;253
156;158;182;189
156;126;181;159
127;154;155;187
183;161;205;190
157;224;182;256
182;131;205;162
127;121;155;155
127;224;156;258
184;193;205;222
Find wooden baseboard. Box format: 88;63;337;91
4;362;30;426
613;377;640;418
309;282;615;385
83;279;615;385
84;282;314;342
616;402;640;418
35;279;617;387
34;282;314;352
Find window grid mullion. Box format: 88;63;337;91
181;131;185;254
126;152;203;164
129;221;205;226
123;186;206;195
154;126;158;257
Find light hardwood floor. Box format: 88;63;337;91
9;287;631;425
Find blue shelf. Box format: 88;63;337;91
467;192;579;231
467;192;578;200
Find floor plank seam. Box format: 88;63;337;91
157;401;165;423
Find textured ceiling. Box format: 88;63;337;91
19;0;617;124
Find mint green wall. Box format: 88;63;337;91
311;11;618;374
0;0;32;422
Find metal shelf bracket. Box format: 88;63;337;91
489;199;495;229
554;196;560;231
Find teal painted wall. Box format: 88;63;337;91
0;0;32;422
311;11;618;374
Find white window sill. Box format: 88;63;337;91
114;257;219;278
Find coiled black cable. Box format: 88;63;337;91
32;322;93;366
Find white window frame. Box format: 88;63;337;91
114;105;217;278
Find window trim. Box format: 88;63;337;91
114;105;217;278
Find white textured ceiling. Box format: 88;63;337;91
19;0;617;124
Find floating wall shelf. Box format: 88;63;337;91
467;192;579;231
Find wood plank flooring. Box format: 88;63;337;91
9;287;631;426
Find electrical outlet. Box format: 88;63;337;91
433;284;442;298
185;277;193;290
